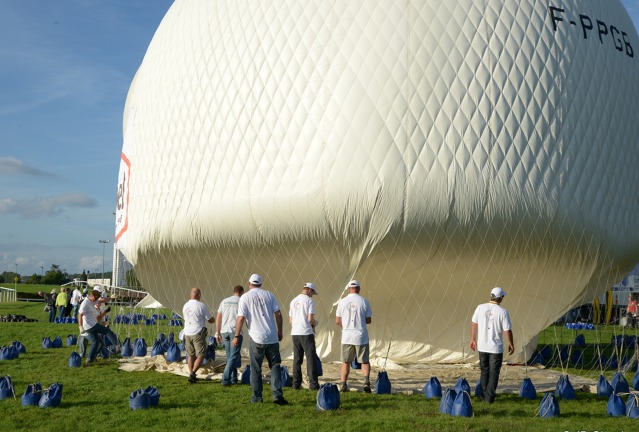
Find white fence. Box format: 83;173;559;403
0;286;17;302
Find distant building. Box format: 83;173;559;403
112;245;132;288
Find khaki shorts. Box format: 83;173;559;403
341;343;370;363
185;327;208;357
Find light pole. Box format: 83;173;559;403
99;240;110;284
14;263;18;290
41;266;44;278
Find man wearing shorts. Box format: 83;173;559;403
336;279;373;393
182;287;215;383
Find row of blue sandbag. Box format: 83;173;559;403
539;391;639;418
0;341;26;360
0;377;62;408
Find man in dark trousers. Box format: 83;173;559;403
469;287;514;404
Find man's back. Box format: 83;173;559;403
289;294;315;335
472;302;511;353
336;293;372;344
218;295;241;333
238;288;280;344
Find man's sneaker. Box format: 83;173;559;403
340;382;348;393
188;373;197;384
363;381;371;393
273;397;289;405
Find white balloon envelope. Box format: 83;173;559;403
116;0;639;362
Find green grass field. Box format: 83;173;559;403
1;290;639;431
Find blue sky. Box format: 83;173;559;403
0;1;638;279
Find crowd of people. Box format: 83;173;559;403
38;276;514;405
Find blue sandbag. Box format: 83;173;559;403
316;383;340;411
11;341;26;354
66;334;77;346
474;379;483;398
133;338;148;357
454;377;470;394
129;388;150;410
165;342;181;362
574;334;586;347
375;371;391;394
144;386;160;406
121;337;133;357
0;347;13;360
424;376;442;399
52;336;63;349
39;383;63;408
21;383;42;406
611;371;630;393
439;388;456;415
607;393;625;417
0;376;14;400
597;375;613;397
539;392;560;418
633;369;639;391
520;377;537;399
241;365;251;384
151;340;165;357
41;337;52;349
281;365;292;387
627;394;639;419
68;352;82;368
556;375;576;400
451;390;473;417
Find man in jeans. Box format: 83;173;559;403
78;287;119;365
469;287;515;404
289;282;319;390
234;274;288;405
183;287;216;383
216;285;244;385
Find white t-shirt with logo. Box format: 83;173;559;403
471;302;512;354
217;295;242;334
182;299;211;336
237;288;280;344
289;294;315;336
336;293;372;345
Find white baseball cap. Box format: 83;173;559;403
249;274;262;285
304;282;318;294
491;287;507;298
348;280;361;288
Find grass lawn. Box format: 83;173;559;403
1;294;639;431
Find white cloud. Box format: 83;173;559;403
0;156;61;179
79;256;103;273
0;193;97;218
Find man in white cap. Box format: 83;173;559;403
469;287;514;404
289;282;319;390
336;279;373;393
234;274;288;405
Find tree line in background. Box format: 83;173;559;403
0;264;142;290
0;265;113;286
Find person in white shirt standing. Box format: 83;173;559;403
70;286;83;319
216;285;245;386
336;280;373;393
289;282;319;390
182;287;215;383
234;274;288;405
469;287;515;404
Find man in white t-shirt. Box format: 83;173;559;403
470;287;515;404
234;274;288;405
182;287;216;383
335;280;373;393
70;286;83;319
78;287;120;365
216;285;245;385
289;282;319;390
